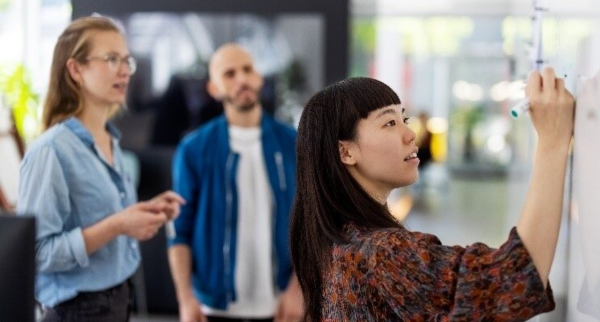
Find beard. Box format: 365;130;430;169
221;86;260;112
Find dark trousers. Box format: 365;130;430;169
40;280;132;322
207;317;273;322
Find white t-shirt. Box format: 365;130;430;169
202;125;278;318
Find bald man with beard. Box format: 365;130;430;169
168;44;303;322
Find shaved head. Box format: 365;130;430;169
207;43;263;113
209;44;252;80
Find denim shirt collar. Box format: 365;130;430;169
63;116;122;148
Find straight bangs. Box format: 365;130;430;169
342;77;401;119
326;77;401;141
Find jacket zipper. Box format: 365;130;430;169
273;151;286;291
224;152;234;302
275;152;287;191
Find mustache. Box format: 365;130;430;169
236;85;258;96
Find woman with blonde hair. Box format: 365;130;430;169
291;68;573;321
17;16;184;321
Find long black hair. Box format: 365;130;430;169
290;77;404;321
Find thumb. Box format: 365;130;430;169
137;201;163;213
151;212;169;224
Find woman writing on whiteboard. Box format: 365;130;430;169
17;16;184;321
290;67;574;321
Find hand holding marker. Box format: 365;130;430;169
511;0;545;118
511;99;533;118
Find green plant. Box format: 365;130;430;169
280;59;306;93
0;64;40;141
451;105;484;162
0;0;11;12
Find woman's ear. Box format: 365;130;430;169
339;141;357;166
66;58;82;85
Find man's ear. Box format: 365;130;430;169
206;80;220;100
339;141;357;166
66;58;82;85
256;73;264;90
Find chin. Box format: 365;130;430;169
107;96;126;105
237;102;258;112
398;171;419;188
411;171;419;184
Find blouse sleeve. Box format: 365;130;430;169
17;146;89;273
371;227;555;321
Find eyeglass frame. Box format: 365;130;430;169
84;54;137;75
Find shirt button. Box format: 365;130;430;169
120;192;126;198
131;242;137;249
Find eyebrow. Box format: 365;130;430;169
375;107;405;119
98;51;130;57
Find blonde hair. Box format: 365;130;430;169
42;16;122;130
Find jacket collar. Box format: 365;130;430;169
215;112;277;150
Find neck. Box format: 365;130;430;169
224;104;262;128
77;100;112;139
347;167;391;205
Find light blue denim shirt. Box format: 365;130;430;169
16;117;140;308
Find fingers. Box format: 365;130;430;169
144;217;167;240
140;215;166;240
556;78;565;92
134;202;169;223
526;70;542;97
152;200;180;219
156;191;186;205
137;200;164;213
541;67;556;92
140;209;168;237
526;67;569;110
165;205;181;220
149;212;169;225
150;191;185;219
137;225;160;241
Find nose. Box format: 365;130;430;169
117;60;130;76
235;69;250;85
403;125;417;145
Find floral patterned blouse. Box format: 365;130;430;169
321;224;555;321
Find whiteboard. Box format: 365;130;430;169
568;33;600;321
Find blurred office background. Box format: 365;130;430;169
1;0;599;321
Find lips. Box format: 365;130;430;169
237;86;255;96
113;82;128;90
404;149;419;161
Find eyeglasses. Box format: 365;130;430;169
85;54;137;75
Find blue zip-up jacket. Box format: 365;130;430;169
169;113;296;310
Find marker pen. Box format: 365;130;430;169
511;0;545;119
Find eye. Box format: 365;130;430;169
224;70;235;79
403;117;410;124
385;120;397;127
106;55;120;64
